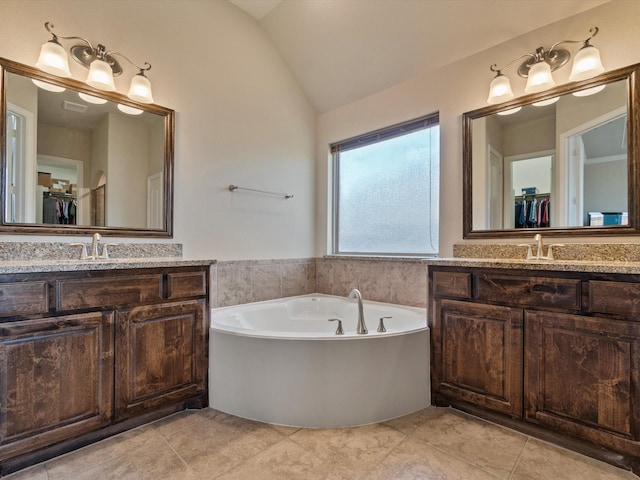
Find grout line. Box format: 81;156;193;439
508;436;530;480
157;429;206;480
406;432;504;479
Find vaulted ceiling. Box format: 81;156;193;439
228;0;613;113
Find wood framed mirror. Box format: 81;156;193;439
463;62;640;238
0;57;174;237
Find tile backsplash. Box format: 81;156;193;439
213;258;317;307
213;256;427;308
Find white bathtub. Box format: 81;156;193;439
209;294;430;428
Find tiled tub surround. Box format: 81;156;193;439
213;256;428;308
316;256;427;307
213;258;317;308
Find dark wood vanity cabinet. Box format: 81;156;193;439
115;299;206;420
429;265;640;472
434;299;523;417
0;311;114;462
0;265;209;475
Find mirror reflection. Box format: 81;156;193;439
464;64;638;238
1;58;174;237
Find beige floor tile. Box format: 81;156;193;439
45;425;160;480
2;465;48;480
164;410;285;478
290;423;406;479
368;436;501;480
215;438;330;480
411;408;527;478
382;407;434;435
153;409;207;438
511;438;637;480
48;431;197;480
269;423;302;436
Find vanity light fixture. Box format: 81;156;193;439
487;26;604;105
35;21;154;104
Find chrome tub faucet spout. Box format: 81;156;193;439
348;288;367;334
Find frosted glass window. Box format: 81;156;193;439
332;114;439;256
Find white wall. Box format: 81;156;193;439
316;0;640;257
0;0;316;260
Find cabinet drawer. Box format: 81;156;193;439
476;274;581;310
0;281;49;317
432;271;472;298
167;271;207;299
589;280;640;316
55;274;163;311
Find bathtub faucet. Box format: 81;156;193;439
348;288;368;334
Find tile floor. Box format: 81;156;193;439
4;407;638;480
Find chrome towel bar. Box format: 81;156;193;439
228;184;293;200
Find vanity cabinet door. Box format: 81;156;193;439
433;299;523;416
525;310;640;456
115;300;207;420
0;312;114;462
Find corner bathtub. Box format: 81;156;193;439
209;294;430;428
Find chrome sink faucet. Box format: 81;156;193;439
91;233;102;259
519;234;564;260
70;233;115;260
348;288;368;334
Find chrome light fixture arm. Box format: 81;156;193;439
548;26;599;58
43;21;95;52
486;26;604;105
105;50;152;76
36;21;155;104
489;53;535;76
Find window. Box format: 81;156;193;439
331;113;440;256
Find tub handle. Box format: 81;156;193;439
377;316;392;333
328;318;344;335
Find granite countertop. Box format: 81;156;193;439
424;257;640;275
0;257;216;274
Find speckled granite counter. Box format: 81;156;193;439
425;257;640;275
0;258;216;274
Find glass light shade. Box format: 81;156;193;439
35;40;71;77
572;84;606;97
78;92;108;104
532;96;560;107
86;59;116;91
497;106;522;116
32;79;66;92
524;61;555;94
487;73;514;104
117;104;143;115
127;74;154;104
569;45;604;82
